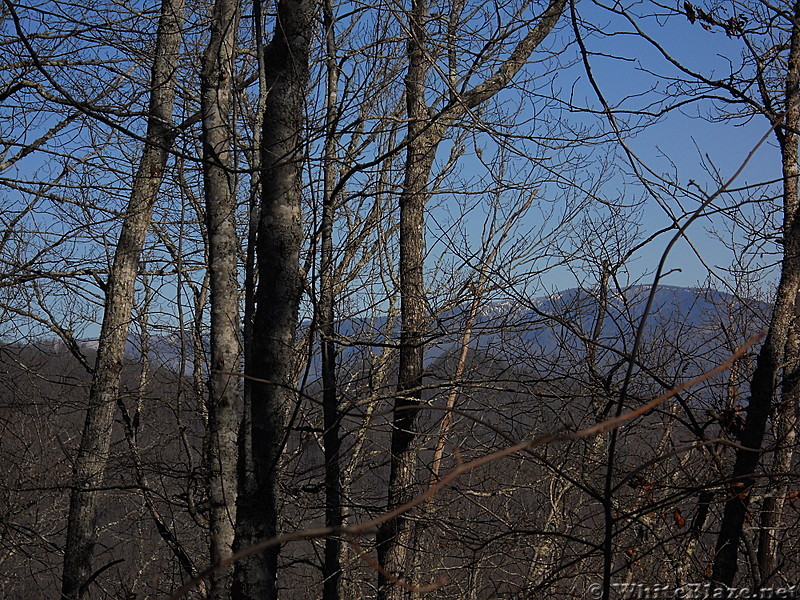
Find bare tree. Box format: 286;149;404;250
200;0;243;594
60;0;184;595
3;0;795;596
320;0;344;596
567;0;800;587
233;0;316;598
376;0;568;596
713;7;800;582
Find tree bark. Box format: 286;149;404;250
200;0;242;594
60;1;183;596
233;1;314;598
375;4;435;598
376;1;566;597
321;0;343;597
757;310;799;584
712;0;800;584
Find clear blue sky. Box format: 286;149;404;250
2;0;785;345
424;0;784;301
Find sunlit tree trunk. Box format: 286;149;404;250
60;0;183;596
757;311;799;584
200;0;242;593
376;0;566;596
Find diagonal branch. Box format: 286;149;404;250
168;331;763;600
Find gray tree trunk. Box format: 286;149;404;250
375;5;436;596
757;309;799;584
233;1;315;598
375;1;566;597
200;0;243;594
60;1;183;596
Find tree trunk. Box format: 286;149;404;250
60;1;183;596
757;294;800;585
321;0;343;597
375;4;435;598
233;1;314;598
200;0;242;594
757;324;799;584
712;0;800;584
376;0;566;596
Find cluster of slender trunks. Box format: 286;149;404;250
58;0;800;597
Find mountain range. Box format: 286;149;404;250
29;284;768;379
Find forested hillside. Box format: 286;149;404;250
0;0;797;598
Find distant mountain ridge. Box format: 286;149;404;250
25;285;768;376
425;284;768;374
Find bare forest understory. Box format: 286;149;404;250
1;0;800;598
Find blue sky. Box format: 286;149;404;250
460;0;788;298
1;0;787;344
